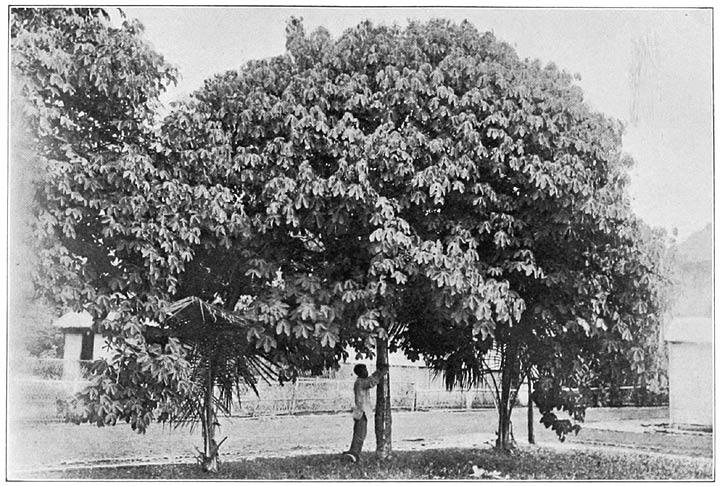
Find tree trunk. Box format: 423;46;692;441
497;400;513;451
201;365;219;473
375;337;392;459
496;346;517;452
527;378;535;444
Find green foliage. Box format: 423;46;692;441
162;298;280;418
528;221;673;438
12;294;64;360
24;321;64;359
351;19;675;444
12;7;186;433
58;337;193;430
12;8;178;316
158;18;533;362
15;9;672;448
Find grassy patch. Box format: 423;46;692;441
27;447;713;480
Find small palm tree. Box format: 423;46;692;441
164;296;278;472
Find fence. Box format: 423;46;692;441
236;378;502;417
9;358;502;422
8;357;667;423
8;377;499;422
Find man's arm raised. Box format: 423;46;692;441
365;364;390;388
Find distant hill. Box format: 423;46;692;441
676;223;712;264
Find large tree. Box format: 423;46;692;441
379;19;673;446
209;17;668;451
17;9;671;463
12;8;302;472
405;218;672;449
156;18;537;457
12;6;177;321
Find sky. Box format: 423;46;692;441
122;6;713;241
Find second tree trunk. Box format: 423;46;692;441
375;337;392;459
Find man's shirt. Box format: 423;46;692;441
352;371;383;420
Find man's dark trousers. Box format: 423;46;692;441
349;413;368;457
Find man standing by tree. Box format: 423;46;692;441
344;363;389;463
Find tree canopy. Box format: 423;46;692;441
160;17;672;449
12;7;187;432
14;9;672;456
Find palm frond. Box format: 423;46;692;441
160;296;282;424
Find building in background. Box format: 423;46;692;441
53;311;111;380
665;316;713;428
665;224;713;430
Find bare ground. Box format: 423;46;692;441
7;406;712;477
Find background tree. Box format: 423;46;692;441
12;6;177;326
12;2;192;446
13;9;294;473
407;218;671;448
9;34;64;369
12;8;343;472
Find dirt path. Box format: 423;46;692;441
8;407;712;477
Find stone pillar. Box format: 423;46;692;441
62;332;82;381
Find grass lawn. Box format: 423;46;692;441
27;447;713;480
